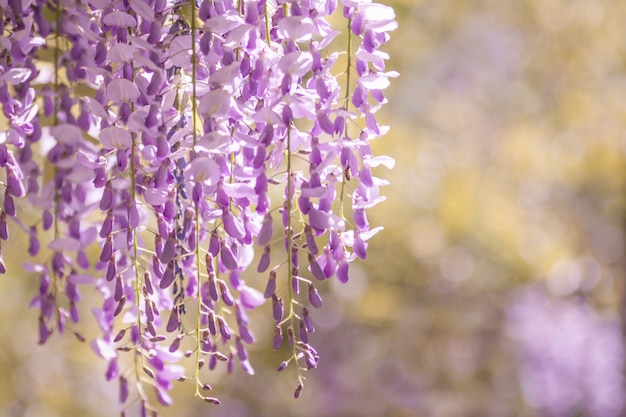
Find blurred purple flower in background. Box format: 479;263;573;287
507;288;625;417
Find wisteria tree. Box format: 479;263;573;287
0;0;396;414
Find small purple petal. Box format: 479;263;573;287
240;285;265;309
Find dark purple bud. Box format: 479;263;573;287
70;302;79;323
99;236;113;263
93;167;107;188
239;325;254;344
272;295;283;322
128;200;140;229
94;41;107;65
142;365;154;379
42;209;53;230
257;246;271;273
253;148;266;170
352;84;367;109
192;182;203;203
160;262;175;289
116;148;128;171
317;111;335;135
350;11;365;35
264;270;276;298
105;258;116;281
163;199;176;221
114;275;123;301
39;273;50;294
363;29;375;53
207;273;219;302
113;296;126;317
305;226;318;255
51;252;65;277
354;208;368;230
146;80;162;106
0;213;7;241
291;276;300;294
218;317;232;340
38;316;51;344
119;376;129;403
147;21;162;44
302;307;315;333
152;254;163;278
282;105;293;125
281;74;292;95
323;252;336;278
305;351;317;369
28;226;41;256
100;182;114;211
220;240;238;270
277;361;288;372
6;164;25;197
245;1;258;23
309;254;325;281
236;337;247;360
4;192;15;217
287;327;294;346
272;326;282;350
114;328;126;343
208;311;217;336
291;246;299;271
169;335;182;353
166;306;179;333
160;234;176;264
208;230;219;256
223;212;245;240
100;210;113;238
219;281;235;306
144;271;153;295
106;359;119;381
299;319;309;344
145;301;154;322
257;213;273;246
308;283;323;308
337;261;349;283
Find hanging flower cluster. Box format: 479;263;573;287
0;0;396;412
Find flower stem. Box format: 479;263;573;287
285;125;302;382
190;0;204;398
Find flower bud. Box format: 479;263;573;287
308;283;323;308
272;295;283;322
264;270;276;298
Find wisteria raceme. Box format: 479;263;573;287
0;0;396;413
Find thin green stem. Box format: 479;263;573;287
52;0;61;241
190;1;204;398
340;18;353;219
285;126;302;383
344;18;353;109
128;42;145;376
264;1;270;44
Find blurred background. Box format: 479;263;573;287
2;0;626;416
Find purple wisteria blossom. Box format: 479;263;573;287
0;0;396;413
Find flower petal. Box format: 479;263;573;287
107;79;140;102
103;11;137;28
100;126;132;149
